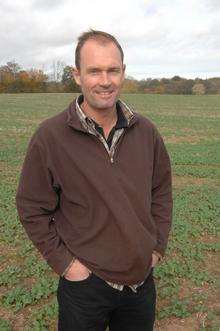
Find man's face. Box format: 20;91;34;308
74;39;125;112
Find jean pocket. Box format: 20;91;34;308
62;272;93;285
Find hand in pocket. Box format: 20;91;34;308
64;259;91;281
151;252;159;268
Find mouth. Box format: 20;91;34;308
95;91;114;98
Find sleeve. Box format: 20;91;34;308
151;130;173;257
16;131;74;275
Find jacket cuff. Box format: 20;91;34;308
153;242;166;258
61;257;76;276
45;247;75;276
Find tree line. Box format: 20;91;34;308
0;61;220;94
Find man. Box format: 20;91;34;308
16;30;172;331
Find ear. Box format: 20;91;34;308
73;67;81;86
122;64;126;79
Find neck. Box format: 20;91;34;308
81;100;117;128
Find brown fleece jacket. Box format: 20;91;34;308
16;98;173;285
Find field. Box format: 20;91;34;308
0;93;219;330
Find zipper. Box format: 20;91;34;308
97;134;115;163
89;129;125;164
102;129;125;164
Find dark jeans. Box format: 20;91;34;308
57;268;156;331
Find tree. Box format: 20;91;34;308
171;75;182;81
28;69;48;92
192;83;206;95
0;61;22;92
52;60;66;82
62;66;80;92
121;78;138;93
205;78;220;94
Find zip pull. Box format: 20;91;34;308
110;156;114;163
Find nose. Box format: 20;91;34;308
99;72;111;87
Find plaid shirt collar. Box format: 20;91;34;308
75;94;134;131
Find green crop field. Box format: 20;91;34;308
0;93;219;330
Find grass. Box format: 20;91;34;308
0;93;219;330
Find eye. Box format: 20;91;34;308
89;69;100;75
109;68;120;74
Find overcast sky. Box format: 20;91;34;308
0;0;219;79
